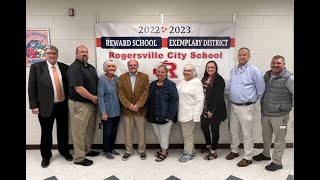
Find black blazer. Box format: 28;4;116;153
28;61;69;117
203;74;227;122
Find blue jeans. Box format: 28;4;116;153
101;116;120;153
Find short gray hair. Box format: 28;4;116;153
44;45;58;53
184;64;197;78
103;60;117;72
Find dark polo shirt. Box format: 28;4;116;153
67;59;98;104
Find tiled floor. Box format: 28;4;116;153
26;148;293;180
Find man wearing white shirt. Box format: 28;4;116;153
28;45;72;168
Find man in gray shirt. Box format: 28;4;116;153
253;55;294;171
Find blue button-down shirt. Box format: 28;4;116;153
229;63;265;103
97;75;120;118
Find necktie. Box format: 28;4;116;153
131;75;136;92
52;66;62;102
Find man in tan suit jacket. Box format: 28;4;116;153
118;59;149;161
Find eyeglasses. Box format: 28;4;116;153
45;52;58;55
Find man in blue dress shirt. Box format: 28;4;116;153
225;47;265;167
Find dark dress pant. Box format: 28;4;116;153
38;101;69;160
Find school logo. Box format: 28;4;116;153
153;60;178;78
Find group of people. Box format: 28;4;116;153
28;45;294;172
225;47;293;171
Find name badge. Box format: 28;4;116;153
280;125;287;129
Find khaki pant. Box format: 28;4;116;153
261;114;289;165
68;100;97;162
122;115;146;154
229;103;255;160
180;120;195;155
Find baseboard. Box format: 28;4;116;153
26;143;293;149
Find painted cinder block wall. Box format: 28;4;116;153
26;0;294;146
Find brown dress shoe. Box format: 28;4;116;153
237;158;252;167
225;152;239;160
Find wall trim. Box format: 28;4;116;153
26;143;293;149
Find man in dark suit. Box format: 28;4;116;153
28;45;73;168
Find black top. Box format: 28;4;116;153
67;59;98;104
147;85;162;123
201;74;227;122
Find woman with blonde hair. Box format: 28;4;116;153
147;65;178;162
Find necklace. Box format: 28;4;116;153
206;78;211;84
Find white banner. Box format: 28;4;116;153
95;23;235;86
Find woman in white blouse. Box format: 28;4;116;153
177;64;205;162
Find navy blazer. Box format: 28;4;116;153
28;61;69;117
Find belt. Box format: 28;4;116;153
231;101;255;106
70;99;92;104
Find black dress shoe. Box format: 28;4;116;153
86;151;99;157
265;162;283;171
41;159;50;168
253;153;271;161
74;158;93;166
63;153;73;161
